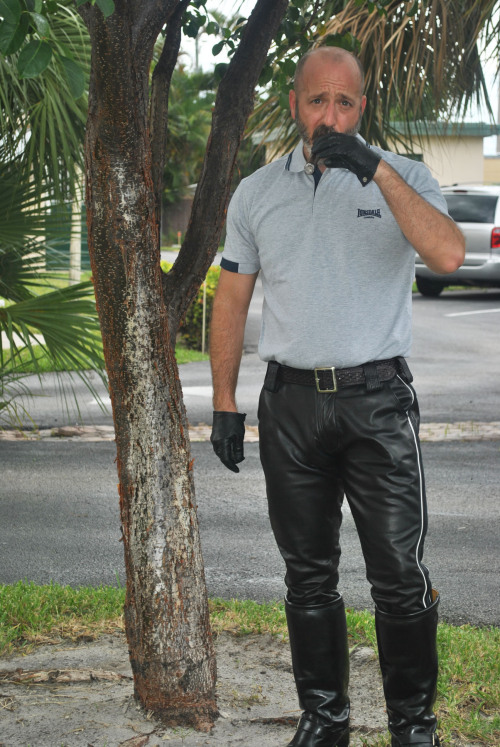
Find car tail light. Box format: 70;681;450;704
492;227;500;253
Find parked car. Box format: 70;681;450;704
414;184;500;296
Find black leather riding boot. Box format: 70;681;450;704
286;594;350;747
375;593;441;746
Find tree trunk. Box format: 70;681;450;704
81;0;289;731
82;1;217;729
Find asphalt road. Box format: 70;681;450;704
1;286;499;626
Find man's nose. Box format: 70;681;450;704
322;102;337;127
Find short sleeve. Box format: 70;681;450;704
221;181;261;274
397;159;449;216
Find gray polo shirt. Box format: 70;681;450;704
221;139;448;369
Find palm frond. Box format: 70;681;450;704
0;1;89;201
0;151;106;423
0;281;107;425
0;282;104;375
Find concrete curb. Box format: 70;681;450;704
1;422;500;442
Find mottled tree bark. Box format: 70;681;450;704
80;0;288;730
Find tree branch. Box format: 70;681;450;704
150;0;190;229
131;0;180;54
162;0;289;336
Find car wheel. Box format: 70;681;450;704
416;277;445;297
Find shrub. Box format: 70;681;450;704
161;261;221;351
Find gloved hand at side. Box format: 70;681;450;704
211;411;246;473
311;133;381;186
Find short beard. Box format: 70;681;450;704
294;101;363;156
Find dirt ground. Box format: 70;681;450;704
0;631;388;747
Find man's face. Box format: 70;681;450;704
290;52;366;154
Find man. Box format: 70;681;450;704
210;46;464;747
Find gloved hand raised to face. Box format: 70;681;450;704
211;411;246;473
311;133;381;186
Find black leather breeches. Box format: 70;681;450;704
258;372;434;615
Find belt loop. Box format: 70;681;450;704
264;361;281;393
363;362;382;392
396;356;413;383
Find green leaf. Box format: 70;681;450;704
25;0;42;10
95;0;114;18
323;32;360;54
0;0;21;25
0;12;28;55
17;39;52;78
279;90;290;109
258;65;273;86
213;62;228;83
59;55;85;98
29;11;49;36
280;57;296;77
0;20;16;53
204;21;219;35
212;39;224;56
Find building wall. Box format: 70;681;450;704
424;136;484;185
394;135;485;186
484;156;500;184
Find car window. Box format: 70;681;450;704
444;194;498;223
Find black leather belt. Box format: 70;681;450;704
277;358;399;393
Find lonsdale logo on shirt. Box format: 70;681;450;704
357;208;382;219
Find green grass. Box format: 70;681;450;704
175;345;209;365
2;341;207;373
0;582;497;745
0;581;126;653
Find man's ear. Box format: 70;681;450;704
289;89;296;120
361;94;367;116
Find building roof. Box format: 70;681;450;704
392;121;500;138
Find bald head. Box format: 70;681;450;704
294;47;365;97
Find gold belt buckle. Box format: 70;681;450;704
314;366;337;393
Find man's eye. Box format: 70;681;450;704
341;100;352;107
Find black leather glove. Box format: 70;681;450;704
311;133;381;186
211;411;246;473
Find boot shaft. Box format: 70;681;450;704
376;594;439;738
285;594;350;727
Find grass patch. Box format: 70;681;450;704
2;341;207;373
436;623;500;744
209;597;287;637
175;344;209;365
0;583;497;745
0;581;125;654
2;342;102;374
